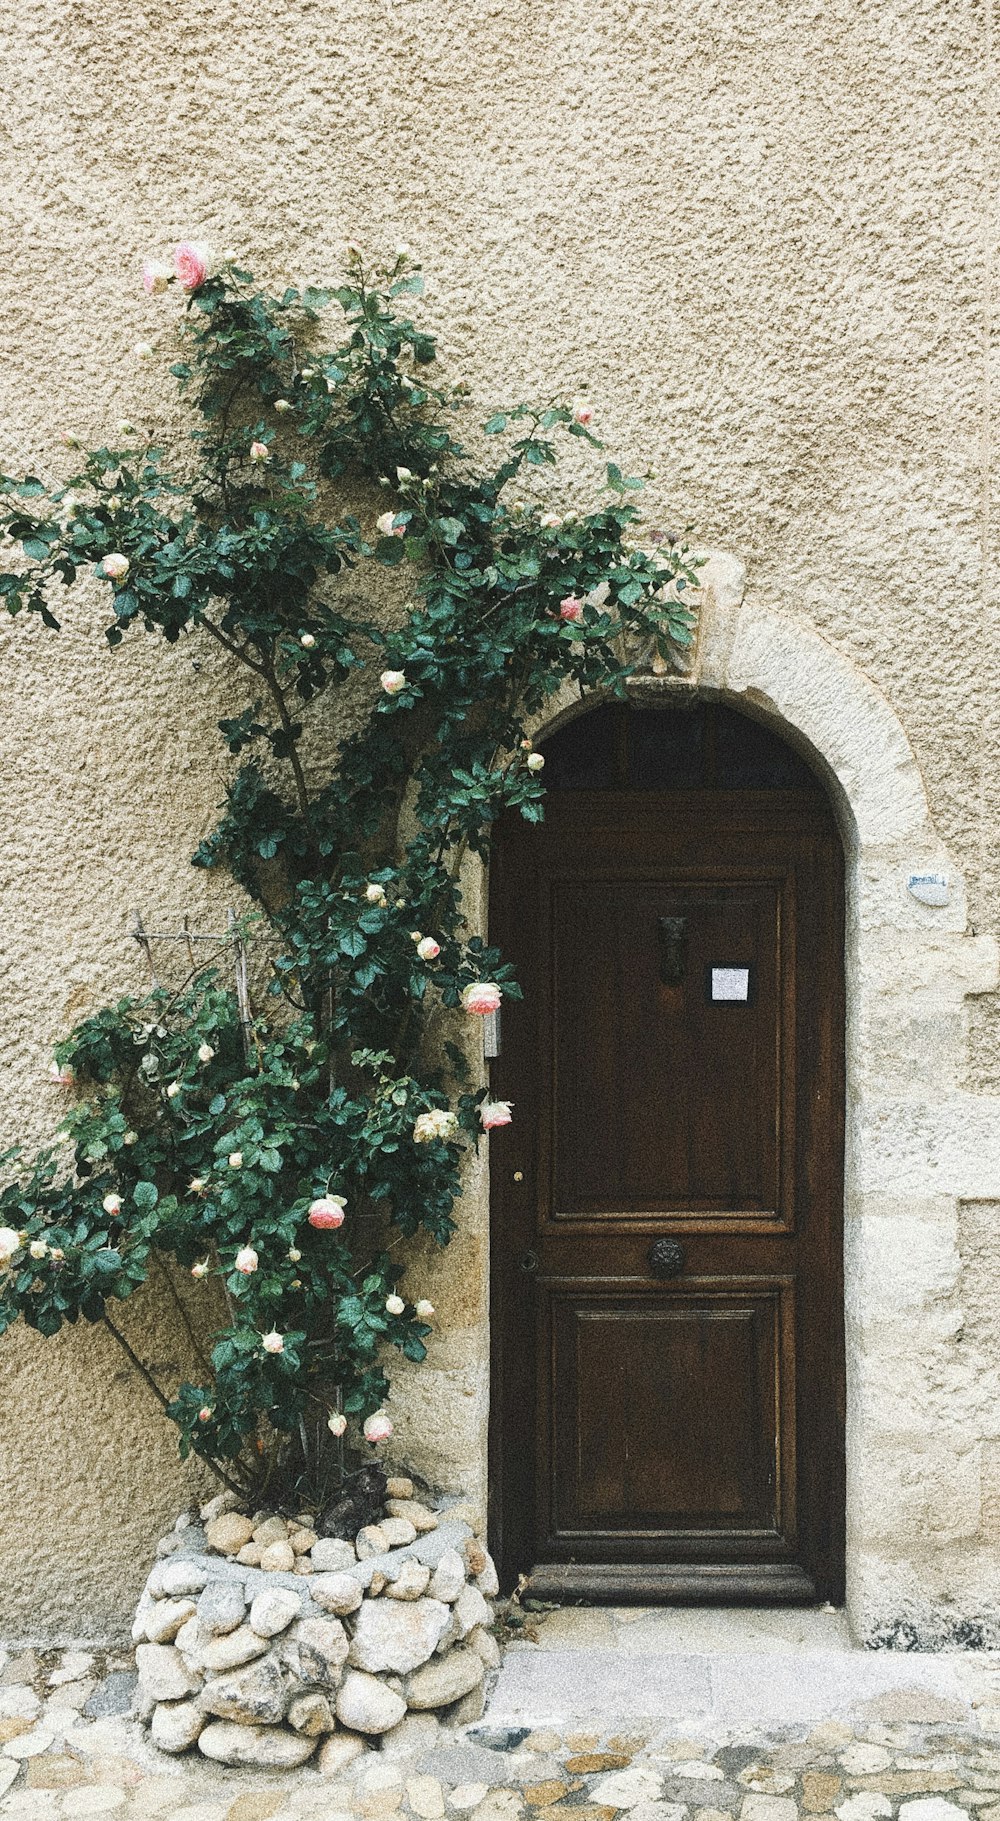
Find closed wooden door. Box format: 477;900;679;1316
488;703;845;1603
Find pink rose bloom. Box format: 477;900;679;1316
363;1411;393;1443
102;554;130;581
173;241;212;291
462;981;502;1016
142;259;173;296
234;1245;258;1274
48;1063;74;1087
416;936;440;961
479;1100;513;1130
573;399;594;426
308;1196;346;1230
559;595;584;622
380;670;406;696
249;441;270;463
376;510;405;538
198;1405;212;1423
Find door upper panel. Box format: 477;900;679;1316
550;878;791;1223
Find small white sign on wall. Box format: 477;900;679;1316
710;966;751;1002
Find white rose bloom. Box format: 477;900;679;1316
385;1293;405;1316
0;1227;21;1265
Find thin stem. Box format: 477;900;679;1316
149;1248;213;1378
259;651;316;843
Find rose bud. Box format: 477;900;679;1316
345;238;363;259
117;419;135;436
308;1196;346;1229
363;1411;393;1443
380;669;406;696
410;930;423;944
234;1246;258;1274
48;1063;75;1087
395;242;411;260
197;1042;214;1063
249;440;270;463
191;1259;209;1278
558;595;584;621
462;981;503;1015
415;1299;435;1321
288;1246;302;1263
173;240;212;291
539;511;562;529
416;936;440;961
365;882;387;904
573;398;594;426
141;259;173;296
261;1330;284;1354
198;1406;212;1422
526;753;545;772
385;1293;405;1316
134;341;155;359
274;398;293;413
228;1152;243;1168
29;1240;48;1260
479;1100;513;1130
300;632;316;648
102;1193;122;1216
299;366;316;380
49;1247;64;1263
60;430;81;448
166;1081;182;1099
101;553;130;581
189;1177;206;1194
395;466;412;482
327;1411;348;1436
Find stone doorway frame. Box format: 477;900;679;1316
486;554;999;1645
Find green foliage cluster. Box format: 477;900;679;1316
0;246;697;1507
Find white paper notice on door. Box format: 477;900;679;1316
710;966;750;1002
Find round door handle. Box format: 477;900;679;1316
519;1249;539;1274
648;1238;685;1279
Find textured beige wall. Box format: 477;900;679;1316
1;0;999;1640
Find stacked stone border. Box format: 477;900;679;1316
130;1482;498;1771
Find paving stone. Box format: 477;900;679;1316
23;1753;85;1788
567;1760;632;1777
3;1728;56;1760
452;1787;493;1810
82;1674;137;1720
224;1796;289;1821
803;1774;843;1812
408;1774;447;1818
524;1783;572;1808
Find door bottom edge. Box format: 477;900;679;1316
522;1560;821;1605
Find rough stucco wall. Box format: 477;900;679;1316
1;0;999;1638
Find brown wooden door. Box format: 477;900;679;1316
488;708;845;1603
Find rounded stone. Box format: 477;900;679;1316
380;1517;418;1548
356;1523;390;1559
196;1579;247;1636
144;1597;197;1644
348;1596;451;1674
288;1689;336;1734
404;1646;485;1710
311;1571;364;1615
427;1550;466;1603
252;1515;289;1548
249;1586;302;1637
385;1499;438;1532
199;1653;287;1725
319;1729;369;1775
205;1514;255;1556
336;1669;408;1735
258;1539;296;1573
198;1719;318;1766
198;1624;269;1672
150;1698;205;1753
289;1615;349;1683
135;1643;202;1703
158;1560;211;1598
386;1560;432;1601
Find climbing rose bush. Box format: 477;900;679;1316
0;240;697;1509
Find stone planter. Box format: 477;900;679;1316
130;1476;499;1770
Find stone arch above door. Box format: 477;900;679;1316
513;556;1000;1645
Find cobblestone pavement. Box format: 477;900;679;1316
8;1626;1000;1821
